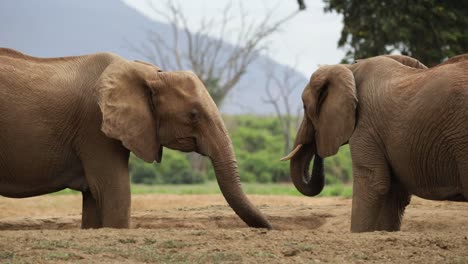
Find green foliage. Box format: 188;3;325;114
324;0;468;66
129;149;205;184
229;115;291;183
325;145;353;184
228;115;352;184
128;115;353;189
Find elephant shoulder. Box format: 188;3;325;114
437;54;468;67
0;48;122;65
0;48;30;59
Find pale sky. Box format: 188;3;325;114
122;0;345;77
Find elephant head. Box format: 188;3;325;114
96;58;271;228
282;65;358;196
282;54;428;197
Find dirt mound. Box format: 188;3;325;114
0;194;467;263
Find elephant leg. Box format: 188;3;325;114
80;141;131;228
81;190;102;229
351;171;388;232
84;164;131;228
350;137;391;232
375;183;411;231
100;174;131;228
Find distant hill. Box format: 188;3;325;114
0;0;306;114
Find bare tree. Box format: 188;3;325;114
128;0;301;106
263;61;304;155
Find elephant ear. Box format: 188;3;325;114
309;65;357;157
383;55;428;69
96;60;162;163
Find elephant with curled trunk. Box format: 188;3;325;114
0;48;271;229
283;54;468;232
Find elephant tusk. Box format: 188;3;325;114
280;144;303;161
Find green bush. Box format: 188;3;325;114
231;115;353;184
325;145;353;184
230;116;288;183
129;149;205;184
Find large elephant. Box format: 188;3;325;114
0;48;271;229
282;54;468;232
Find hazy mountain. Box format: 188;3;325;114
0;0;306;114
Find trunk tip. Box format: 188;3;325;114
249;220;273;229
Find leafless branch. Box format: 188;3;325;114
262;60;303;154
128;0;299;106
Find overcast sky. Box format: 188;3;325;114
123;0;345;77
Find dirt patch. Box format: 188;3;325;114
0;195;467;263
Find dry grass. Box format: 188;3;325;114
0;194;467;263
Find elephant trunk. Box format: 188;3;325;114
209;138;272;229
290;143;324;196
284;118;325;196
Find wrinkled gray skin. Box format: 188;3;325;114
285;54;468;232
0;48;271;229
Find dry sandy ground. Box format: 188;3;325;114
0;194;467;263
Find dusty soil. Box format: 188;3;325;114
0;194;467;263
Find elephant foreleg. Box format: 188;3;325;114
81;190;102;228
351;163;392;232
83;164;131;228
80;140;131;228
99;177;131;228
350;137;392;232
375;184;411;231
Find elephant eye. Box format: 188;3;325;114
189;109;199;122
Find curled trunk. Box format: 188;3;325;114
290;143;324;196
288;118;325;196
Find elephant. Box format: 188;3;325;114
282;54;468;232
437;54;468;66
0;48;271;229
